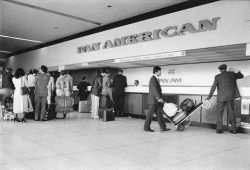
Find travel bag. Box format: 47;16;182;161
98;108;115;122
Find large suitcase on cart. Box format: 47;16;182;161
162;98;210;131
98;108;115;122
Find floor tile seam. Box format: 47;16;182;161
16;159;36;170
96;147;182;170
174;138;243;149
0;151;34;170
76;140;163;153
170;146;240;166
19;153;67;162
24;140;64;155
61;154;96;168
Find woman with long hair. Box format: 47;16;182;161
12;68;33;122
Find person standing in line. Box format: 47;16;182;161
0;67;14;107
144;66;170;132
207;64;244;134
101;69;113;103
112;69;127;117
56;70;66;96
26;69;36;118
47;72;55;105
12;68;32;122
34;65;50;121
90;70;102;119
64;71;73;97
77;76;90;101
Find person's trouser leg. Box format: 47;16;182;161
144;104;156;130
119;94;125;116
113;93;119;116
155;105;166;129
40;97;47;120
217;101;225;131
91;94;95;118
92;95;99;119
35;96;41;120
227;100;236;131
29;87;35;110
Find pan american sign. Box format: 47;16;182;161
77;17;220;54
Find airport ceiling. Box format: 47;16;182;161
0;0;218;58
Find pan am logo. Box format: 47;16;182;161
77;17;220;54
160;78;182;84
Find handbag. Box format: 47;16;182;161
21;77;30;95
22;86;30;95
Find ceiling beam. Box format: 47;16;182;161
3;0;102;25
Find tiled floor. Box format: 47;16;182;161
1;112;250;170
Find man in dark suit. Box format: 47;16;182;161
77;76;90;101
144;66;170;132
34;65;50;121
112;69;127;117
208;64;243;134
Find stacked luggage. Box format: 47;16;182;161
163;98;202;131
55;96;74;119
1;97;15;121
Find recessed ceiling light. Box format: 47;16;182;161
0;34;42;43
107;5;112;8
0;50;11;54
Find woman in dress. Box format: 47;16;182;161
12;68;33;122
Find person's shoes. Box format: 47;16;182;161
161;128;171;131
13;117;20;122
144;129;154;132
21;118;27;123
230;130;237;134
40;119;47;122
216;130;224;134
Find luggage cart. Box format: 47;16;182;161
163;100;210;131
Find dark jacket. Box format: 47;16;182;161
3;72;14;90
208;71;244;102
34;72;50;97
112;74;127;95
148;75;162;104
91;75;102;97
77;80;90;99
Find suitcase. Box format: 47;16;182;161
78;100;90;113
55;96;74;114
98;108;115;122
46;103;56;120
180;98;195;114
172;111;187;124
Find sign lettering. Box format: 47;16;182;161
77;17;220;54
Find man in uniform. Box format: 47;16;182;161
207;64;243;134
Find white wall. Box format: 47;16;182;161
7;1;250;70
124;60;250;95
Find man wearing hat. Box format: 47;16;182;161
207;64;244;134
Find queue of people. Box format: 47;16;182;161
0;64;244;135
